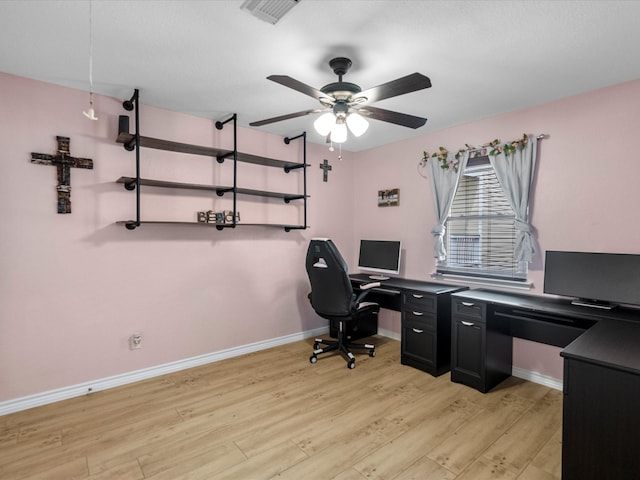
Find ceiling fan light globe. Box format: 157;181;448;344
346;112;369;137
331;122;348;143
314;112;335;136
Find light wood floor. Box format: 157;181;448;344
0;337;562;479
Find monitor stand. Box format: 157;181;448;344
369;275;389;281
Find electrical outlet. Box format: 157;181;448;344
130;333;142;350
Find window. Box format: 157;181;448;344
437;156;527;281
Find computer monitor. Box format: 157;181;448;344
543;250;640;309
357;239;402;280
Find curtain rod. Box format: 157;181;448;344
466;134;547;155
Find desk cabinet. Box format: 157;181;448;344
401;290;453;376
350;275;465;377
561;321;640;479
450;295;512;393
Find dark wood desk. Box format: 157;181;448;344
350;274;466;376
450;289;640;392
449;288;640;477
561;320;640;479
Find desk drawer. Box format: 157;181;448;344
452;298;486;321
496;311;591;348
402;317;437;372
402;291;436;312
402;310;436;330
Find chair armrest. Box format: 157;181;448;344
355;282;381;305
359;281;381;290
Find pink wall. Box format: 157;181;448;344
2;71;640;404
353;78;640;380
0;72;355;402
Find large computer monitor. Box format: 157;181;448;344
543;250;640;309
357;239;402;280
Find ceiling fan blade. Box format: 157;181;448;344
267;75;333;102
357;105;427;129
249;109;324;127
355;73;431;104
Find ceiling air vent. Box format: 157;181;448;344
240;0;300;25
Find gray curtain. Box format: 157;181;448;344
428;151;469;261
488;138;537;262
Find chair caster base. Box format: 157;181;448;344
309;337;374;369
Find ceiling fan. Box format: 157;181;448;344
249;57;431;143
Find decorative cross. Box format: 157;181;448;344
319;159;332;182
31;136;93;213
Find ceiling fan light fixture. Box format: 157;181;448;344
346;112;369;137
330;121;348;144
251;56;431;141
314;112;335;136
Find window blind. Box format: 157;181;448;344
437;157;527;280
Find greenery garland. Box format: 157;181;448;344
422;134;530;172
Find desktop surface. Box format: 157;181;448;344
350;273;464;298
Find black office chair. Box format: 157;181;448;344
305;238;380;369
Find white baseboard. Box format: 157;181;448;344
378;327;401;341
0;326;328;416
512;366;563;391
381;330;562;391
379;329;563;391
0;328;562;416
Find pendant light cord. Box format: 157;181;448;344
88;0;94;95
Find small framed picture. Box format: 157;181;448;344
378;188;399;207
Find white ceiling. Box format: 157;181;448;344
2;0;640;152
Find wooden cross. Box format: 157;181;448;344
319;159;332;182
31;136;93;213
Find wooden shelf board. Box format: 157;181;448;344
116;176;229;193
116;133;232;158
116;220;307;230
116;176;308;200
116;133;307;170
235;152;307;170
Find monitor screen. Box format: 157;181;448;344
543;250;640;308
357;240;402;280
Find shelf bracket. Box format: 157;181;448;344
284;163;305;174
284;133;305;144
215;114;236;130
121;89;141;230
283;132;307;230
216;223;236;231
122;90;138;112
216;187;234;197
216;152;234;164
284;225;307;232
284;194;305;203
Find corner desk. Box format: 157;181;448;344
350;277;640;478
450;289;640;480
